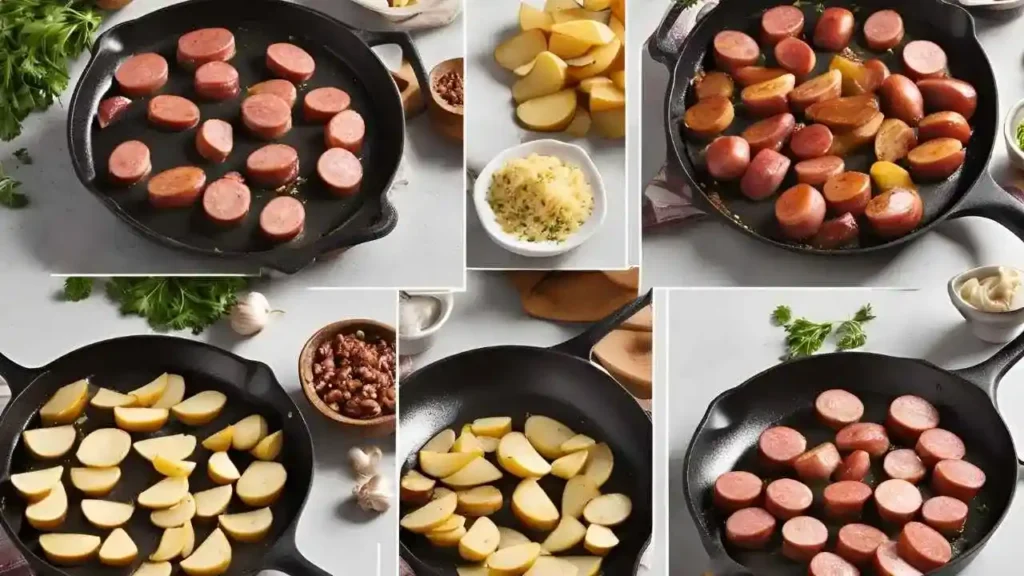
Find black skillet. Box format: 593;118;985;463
683;334;1024;575
398;292;654;575
0;336;328;576
648;0;1024;255
68;0;431;274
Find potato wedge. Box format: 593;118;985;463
525;416;576;460
237;461;286;506
512;478;559;531
208;451;240;485
549;33;591;59
182;519;195;557
420;451;477;478
131;562;172;576
70;466;120;496
114;407;169;432
427;525;467;547
498;527;531;550
498;432;551;478
567;38;621;81
173;391;227;426
542;516;586;553
589;84;624;112
456;485;503;516
250;430;283;461
218;507;272;542
139;477;189;509
202;426;233;452
871;161;917;193
460;516;500;562
78;428;132;467
11;465;63;501
194;484;233;519
875;118;919;163
23;425;76;459
152;374;186;409
550;20;615;46
520;3;553;32
39;533;101;565
151;526;187;561
495;30;548;71
401;469;436;504
423;429;457;453
90;387;137;409
584;524;618;556
453;427;485;457
526;556;579;576
544;0;578;11
562;556;603;576
486;542;542;574
82;499;134;529
231;414;268;450
40;379;89;425
592;107;625;138
154;455;195;478
131;373;169;407
562;476;601;519
552;8;610;24
433;487;455;501
179;528;231;576
477;436;500;453
584;0;611;10
513;52;568;104
401;491;458;533
134;434;197;462
517;89;578;132
578;77;612;94
583;493;632;526
151;493;196;528
581;442;613;487
26;481;67;529
551;450;588;479
442;457;504;489
99;528;137;567
428;513;466;534
471;417;512;438
513;61;535;77
610;70;625;91
561;434;596;453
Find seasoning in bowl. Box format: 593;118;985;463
433;68;463;109
959;266;1023;312
399;294;442;337
487;153;594;243
311;330;396;419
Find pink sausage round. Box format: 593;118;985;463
815;389;864;430
195;119;233;163
883;449;927;484
793;442;841;482
325;109;366;154
874;479;922;525
147;166;206;209
761;5;804;45
765;478;813;520
758;426;807;468
774;37;816;77
921;495;968;536
115;53;168;97
794;156;844;187
836;523;888;566
246;144;299;188
915;428;965;468
248;79;298;108
194;61;240;101
304;87;352;123
714;471;763;513
932;459;985;502
864;10;905;51
147;95;200;131
813;7;855;52
887;395;940;442
260;196;306;242
898;522;951;572
705;136;751;181
108;140;151;186
834;450;871;482
836;422;890;458
317;148;363;196
725;507;776;549
790;124;834;160
266;43;315;83
823;480;872;521
242;94;293;140
740;148;790;200
782;516;828;562
902;40;948;80
713;30;760;71
809;552;859;576
875;541;923;576
202;177;251;226
177;28;235;68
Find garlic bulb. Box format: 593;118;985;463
348;446;382;478
230;292;277;336
353;474;391;512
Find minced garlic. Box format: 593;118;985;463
487;153;594;243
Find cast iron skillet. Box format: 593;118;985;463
0;336;328;576
648;0;1024;255
682;335;1024;575
398;292;654;575
68;0;430;274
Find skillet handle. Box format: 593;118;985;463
262;524;332;576
353;29;431;115
646;0;718;67
0;351;35;398
947;171;1024;239
551;290;653;360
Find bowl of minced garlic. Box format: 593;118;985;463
474;140;606;257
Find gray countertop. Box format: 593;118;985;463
637;0;1024;288
662;287;1024;575
0;276;398;576
0;0;464;289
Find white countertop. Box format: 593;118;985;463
637;0;1024;288
464;0;630;270
0;0;464;289
0;276;398;576
660;287;1024;575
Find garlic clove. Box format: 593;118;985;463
353;474;390;513
348;445;383;478
229;292;275;336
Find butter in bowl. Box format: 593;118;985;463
948;265;1024;343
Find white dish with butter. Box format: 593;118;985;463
948;265;1024;343
473;140;607;258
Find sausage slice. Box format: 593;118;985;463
758;426;807;468
760;5;804;45
147;166;206;209
195;119;233;163
782;516;828;562
304;87;352;123
793;442;841;482
864;10;905;51
248;79;298;108
765;478;812;520
713;30;760;71
794;156;844;187
202;177;251;226
147;95;200;131
834;450;870;482
823;481;872;521
705;136;751;182
915;428;965;467
97;96;132;129
177;28;235;68
883;449;927;484
242;94;293;140
115;53;168;97
108;140;151;186
836;523;888;566
325;109;366;154
246;144;299;188
713;471;763;513
809;551;859;576
932;459;985;502
724;507;776;549
790;124;834;160
875;541;923;576
902;40;947;80
897;522;951;572
260;196;305;242
775;184;826;241
887;395;940;442
266;43;316;83
816;389;864;429
836;422;889;457
813;7;855;52
874;479;922;525
921;496;968;536
317;148;363;196
194;61;240;101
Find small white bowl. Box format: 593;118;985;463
473;140;607;258
948;265;1024;343
347;0;430;22
398;291;454;356
1002;97;1024;172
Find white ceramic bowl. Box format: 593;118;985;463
1002;97;1024;172
398;291;454;356
473;140;607;258
947;265;1024;343
347;0;430;21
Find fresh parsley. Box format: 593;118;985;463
772;304;877;359
836;304;876;350
62;277;93;301
771;305;792;326
0;163;27;208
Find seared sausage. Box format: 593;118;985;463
874;540;923;576
921;496;968;536
108;140;151;186
242;94;293;140
865;188;924;239
915;428;965;467
887;395;940;442
742;113;796;153
317;148;363;196
902;40;947;80
740;148;790;201
97;96;132;129
724;507;776;549
781;516;828;562
147;95;200;131
863;10;904;51
202;177;251;226
883;449;927;484
758;426;807;468
918;111;972;144
793;442;842;482
195;119;233;163
815;389;864;429
705;136;751;181
834;450;871;482
304;87;352;123
790;124;834;160
713;30;760;71
774;37;816;77
823;172;871;217
761;5;804;45
790;70;842;113
836;423;890;458
809;552;859;576
814;7;855;51
765;478;813;520
917;78;978;120
836;523;888;566
695;71;735;100
325;109;367;153
248;79;298;108
177;28;235;68
115;53;168;97
932;459;986;502
880;75;924;126
897;522;951;572
823;481;872;521
194;61;240;101
741;74;796;117
907;138;965;181
814;213;860;250
260;196;305;242
874;479;923;525
734;66;789;87
714;471;763;512
266;42;315;83
775;184;826;241
794;156;844;187
246;144;299;188
147;166;206;209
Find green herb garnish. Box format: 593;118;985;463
0;163;27;208
1016;122;1024;151
62;277;93;301
773;304;877;359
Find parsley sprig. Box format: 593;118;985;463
772;304;876;360
0;163;27;208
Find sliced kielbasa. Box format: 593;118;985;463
761;5;804;45
194;61;240;101
915;428;965;467
875;541;923;576
246;144;299;188
775;184;826;241
317;148;363;196
725;507;776;549
902;41;947;80
791;124;834;160
887;395;940;442
266;42;315;83
758;426;807;468
195;119;233;163
148;95;200;131
108;140;151;186
897;522;951;572
115;53;168;97
836;523;888;566
932;459;985;502
874;479;922;525
836;422;889;458
814;7;855;52
325;109;366;154
242;94;293;140
248;79;298;108
823;481;872;521
794;442;841;482
883;449;927;484
834;450;871;482
714;471;764;512
177;28;235;68
809;552;859;576
705;136;751;182
864;10;904;51
260;196;305;242
921;496;968;536
794;156;844;187
147;166;206;209
765;478;813;520
774;37;816;77
740;148;790;201
97;96;132;129
815;389;864;429
202;177;251;226
741;113;796;154
713;30;760;71
782;516;828;562
304;87;352;123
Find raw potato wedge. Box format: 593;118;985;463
566;107;592;137
498;527;532;550
520;3;553;32
71;467;121;496
11;465;63;501
592;108;625;138
471;417;512;438
429;513;467;534
525;416;576;460
517;89;578;132
610;70;625;91
236;461;287;506
562;556;603;575
486;542;542;574
578;77;613;94
151;525;187;561
132;563;173;576
152;374;186;409
459;516;500;562
173;391;228;426
179;528;231;576
182;520;195;557
420;451;477;478
456;485;503;516
581;442;613;487
99;528;138;566
453;426;485;457
154;455;196;477
131;373;169;407
513;52;568;103
562;476;601;519
231;414;268;450
114;407;169;432
90;388;137;409
423;429;457;453
250;430;283;461
194;485;233;519
495;30;548;71
134;434;197;462
498;432;552;478
477;436;500;453
81;499;134;529
542;516;586;553
401;469;437;503
550;20;615;46
584;0;612;10
589;84;625;112
78;428;132;467
26;481;67;529
208;452;240;484
427;525;467;547
526;556;579;576
23;425;76;459
561;434;596;453
551;450;589;479
545;0;579;11
139;477;190;509
583;493;632;526
567;38;621;81
552;8;610;25
549;33;592;59
442;457;504;489
401;491;458;533
39;533;101;565
512;478;560;531
584;524;618;556
871;161;917;192
40;379;89;425
218;507;272;542
151;493;196;528
202;426;233;452
433;487;455;501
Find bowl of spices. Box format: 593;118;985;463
299;319;397;435
948;265;1024;343
428;57;463;141
399;291;454;355
1003;97;1024;172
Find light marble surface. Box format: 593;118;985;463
637;0;1024;288
0;0;464;289
663;287;1024;575
464;0;630;270
0;276;397;576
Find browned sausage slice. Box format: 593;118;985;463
813;7;855;52
266;43;315;83
304;87;352;123
195;119;233;163
202;177;251;226
874;479;922;525
714;471;763;512
814;213;860;249
902;41;947;80
815;389;864;429
932;459;985;502
887;395;940;442
898;522;951;572
823;481;872;520
318;148;363;196
836;422;890;457
260;196;305;242
765;478;813;520
734;66;789;87
695;71;735;100
108;140;151;186
915;428;965;467
742;113;796;153
242;94;293;140
325;110;366;153
740;148;790;201
921;496;968;536
809;551;860;576
790;124;834;160
147;166;206;209
782;516;827;562
774;37;816;77
834;450;870;482
246;144;300;188
836;523;888;566
864;10;905;51
875;541;923;576
761;5;804;45
705;136;750;182
794;442;841;482
758;426;807;468
865;188;924;239
713;31;760;71
194;61;240;101
177;28;235;68
248;79;298;108
775;184;826;240
883;449;927;484
115;53;169;97
918;111;972;144
824;172;871;217
794;156;844;187
725;507;776;549
917;78;978;120
97;96;132;129
147;95;200;131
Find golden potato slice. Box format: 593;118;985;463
560;434;595;453
609;14;625;41
871;161;917;193
565;39;621;83
131;562;172;576
562;476;600;519
514;61;535;77
453;427;485;457
182;519;195;557
456;485;503;516
237;461;286;507
526;556;578;575
40;379;89;425
81;499;134;529
250;430;283;461
134;434;197;462
512;479;559;531
114;407;169;433
581;442;613;487
208;451;240;485
154;455;195;478
11;465;63;501
39;533;101;565
173;391;227;426
524;416;575;460
202;426;233;452
401;491;458;533
428;513;466;534
460;516;500;561
138;477;189;509
552;8;610;24
549;33;592;59
152;374;185;409
550;20;614;45
583;493;632;526
179;528;231;576
194;485;233;519
70;467;120;496
517;89;578;132
495;30;548;71
26;481;67;529
609;70;625;91
23;425;76;459
131;373;169;407
455;565;488;576
561;557;603;576
420;451;477;478
78;428;132;467
91;388;137;409
544;0;578;11
218;507;272;542
542;516;586;553
497;527;532;550
99;528;137;567
151;526;187;561
583;524;618;556
513;52;568;104
422;429;457;453
486;542;542;574
231;414;267;450
471;417;512;438
151;493;195;528
551;450;588;479
442;457;504;489
592;107;625;138
427;524;467;547
401;469;436;504
520;3;552;32
476;436;500;453
498;432;551;478
578;77;613;94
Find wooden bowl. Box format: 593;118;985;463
298;319;396;437
427;57;464;141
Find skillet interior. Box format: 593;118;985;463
666;0;998;253
399;346;653;576
0;336;314;576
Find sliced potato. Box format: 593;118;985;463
578;77;613;94
498;527;531;550
114;407;169;432
525;416;575;460
433;487;455;501
495;30;548;71
420;450;477;478
542;516;586;554
39;533;101;565
550;20;615;46
581;442;613;487
99;528;137;567
154;455;196;478
517;89;578;132
583;493;632;526
513;52;568;103
401;491;458;533
589;83;625;112
513;60;536;77
544;0;579;11
520;2;553;32
498;432;551;478
40;379;89;425
422;429;457;453
250;430;283;461
152;374;186;409
70;466;120;496
81;499;134;529
442;457;504;489
568;38;621;81
512;478;559;531
471;417;512;438
179;528;231;576
77;428;131;467
428;513;466;534
90;387;137;409
151;525;187;561
486;542;542;574
456;485;503;516
26;481;67;529
139;477;189;509
460;516;500;562
609;70;625;91
194;484;233;519
551;450;588;479
202;426;233;452
566;107;592;137
561;556;603;576
583;524;618;556
549;33;592;59
11;465;63;501
591;107;625;138
401;469;436;503
182;519;195;557
131;562;173;576
131;373;169;407
236;461;286;507
560;434;596;453
207;452;240;485
552;8;611;25
134;434;197;462
609;14;625;41
526;556;579;575
427;525;467;547
452;427;485;457
218;507;272;542
231;414;267;450
562;476;600;519
173;391;227;426
23;425;76;459
151;493;196;528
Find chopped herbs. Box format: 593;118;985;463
1016;121;1024;151
773;304;877;359
62;277;93;301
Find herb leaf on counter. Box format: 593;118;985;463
106;277;248;334
836;304;876;350
62;277;93;301
773;304;876;359
783;318;833;359
0;164;27;208
771;305;792;326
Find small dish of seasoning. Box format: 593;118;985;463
398;291;454;355
948;265;1024;343
428;57;463;141
1002;97;1024;171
